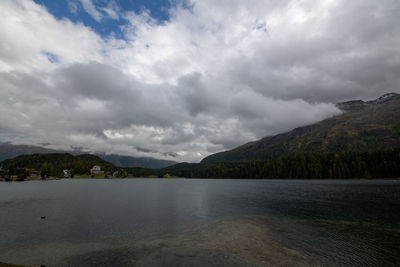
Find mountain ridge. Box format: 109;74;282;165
202;93;400;163
0;143;177;169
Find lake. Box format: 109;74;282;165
0;179;399;266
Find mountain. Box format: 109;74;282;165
0;143;69;162
0;143;177;169
97;154;177;169
202;93;400;163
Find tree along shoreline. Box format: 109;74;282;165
2;176;400;182
127;147;400;179
0;153;126;181
1;148;400;180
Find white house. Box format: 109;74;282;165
63;169;72;178
90;165;104;175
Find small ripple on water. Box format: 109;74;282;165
266;217;400;267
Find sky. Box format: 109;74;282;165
1;0;399;162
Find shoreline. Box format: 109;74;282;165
1;176;400;182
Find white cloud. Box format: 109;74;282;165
78;0;121;22
79;0;103;22
0;0;104;73
100;0;120;20
0;0;399;162
68;0;79;15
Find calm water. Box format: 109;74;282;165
0;179;399;266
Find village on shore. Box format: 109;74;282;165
0;165;127;181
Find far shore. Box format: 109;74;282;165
0;262;30;267
1;176;400;182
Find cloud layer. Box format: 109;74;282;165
1;0;399;162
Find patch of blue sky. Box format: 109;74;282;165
33;0;172;39
42;50;60;63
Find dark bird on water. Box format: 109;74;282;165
41;216;46;219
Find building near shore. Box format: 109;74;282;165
63;169;72;178
90;165;104;175
30;169;40;178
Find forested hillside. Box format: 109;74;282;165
128;148;400;179
1;153;116;178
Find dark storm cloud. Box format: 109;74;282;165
54;62;141;101
177;72;220;116
215;0;400;104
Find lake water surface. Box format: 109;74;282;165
0;179;399;266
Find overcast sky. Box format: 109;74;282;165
1;0;399;162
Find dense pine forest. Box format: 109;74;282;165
128;148;400;179
2;148;399;179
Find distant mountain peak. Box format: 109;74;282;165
336;92;400;111
369;92;399;104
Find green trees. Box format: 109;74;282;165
16;168;29;181
2;149;399;180
1;153;117;178
114;168;128;178
151;147;400;179
40;162;52;179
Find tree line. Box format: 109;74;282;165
129;148;400;179
2;148;399;180
0;153;118;179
